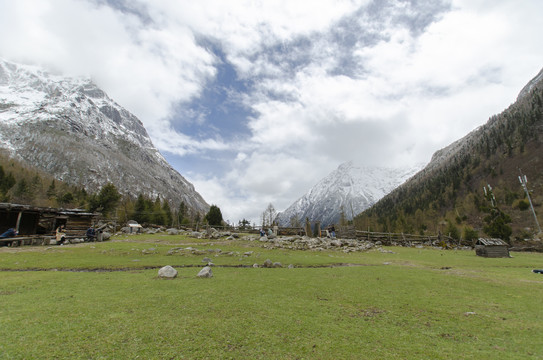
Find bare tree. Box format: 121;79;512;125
262;203;277;227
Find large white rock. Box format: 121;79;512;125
158;265;178;279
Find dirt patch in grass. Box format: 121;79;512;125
0;262;381;272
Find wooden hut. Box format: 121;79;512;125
0;203;100;245
475;238;510;258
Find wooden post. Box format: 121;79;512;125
15;211;23;234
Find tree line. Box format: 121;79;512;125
354;84;543;243
0;152;216;227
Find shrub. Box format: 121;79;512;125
516;199;530;211
463;226;478;242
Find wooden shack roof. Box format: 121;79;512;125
475;238;508;246
0;203;99;217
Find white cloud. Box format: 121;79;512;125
1;0;542;223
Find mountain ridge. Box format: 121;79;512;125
355;66;543;241
0;59;209;214
276;161;423;227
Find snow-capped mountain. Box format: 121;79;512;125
275;161;423;227
517;66;543;101
0;58;208;213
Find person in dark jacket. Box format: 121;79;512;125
85;227;96;242
0;228;17;238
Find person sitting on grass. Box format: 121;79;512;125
85;227;96;242
56;225;67;245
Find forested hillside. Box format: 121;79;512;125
0;150;195;227
354;70;543;243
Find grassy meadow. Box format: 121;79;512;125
0;233;542;359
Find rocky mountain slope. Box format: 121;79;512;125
356;66;543;241
0;59;209;214
275;161;422;227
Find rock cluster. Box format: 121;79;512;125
247;235;378;253
119;225;240;240
157;265;213;279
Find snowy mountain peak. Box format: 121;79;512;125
276;161;424;227
0;59;209;213
517;67;543;101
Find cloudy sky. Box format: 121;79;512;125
1;0;542;223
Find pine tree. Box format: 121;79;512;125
205;205;223;226
162;200;172;227
46;180;57;199
178;201;186;225
133;194;148;224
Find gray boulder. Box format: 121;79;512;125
263;259;273;268
158;265;178;279
197;266;213;278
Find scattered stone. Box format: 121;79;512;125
243;251;254;257
158;265;178;279
202;257;211;263
288;264;294;269
263;259;273;268
272;262;282;268
464;312;477;316
167;247;183;255
167;228;179;235
197;266;213;278
253;263;259;268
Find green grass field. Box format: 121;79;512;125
1;234;542;359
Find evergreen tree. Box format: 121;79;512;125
46;180;57;199
133;194;148;224
57;192;74;207
14;178;31;202
445;220;460;240
178;201;186;225
238;218;251;230
483;208;513;242
151;197;164;225
162;200;172;227
205;205;223;226
88;183;121;216
0;165;16;201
